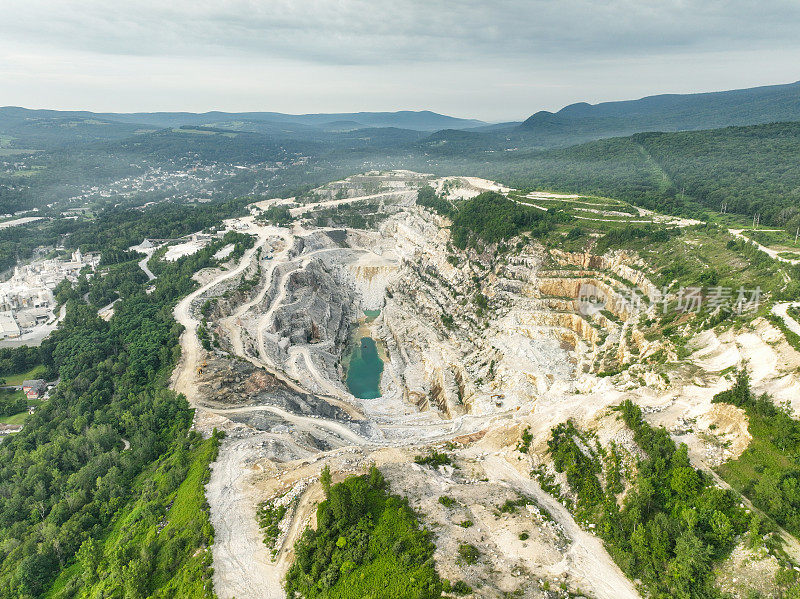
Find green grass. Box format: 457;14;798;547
743;229;800;251
508;190;628;207
9;166;44;177
328;551;434;599
713;373;800;541
526;206;788;304
0;411;27;426
639;226;783;292
768;314;800;353
0;148;37;156
44;431;220;599
1;364;46;385
172;128;217;135
717;410;792;494
172;128;237;137
0;391;40;426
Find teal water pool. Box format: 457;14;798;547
345;336;384;399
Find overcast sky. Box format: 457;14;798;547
1;0;799;121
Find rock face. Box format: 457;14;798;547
348;266;390;310
549;249;662;302
186;173;795;599
195;355;348;421
201;173;663;422
358;206;666;417
273;260;356;351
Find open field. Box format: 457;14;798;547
1;364;46;385
0;391;41;426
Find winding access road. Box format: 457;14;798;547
173;220;270;403
773;302;800;338
729;229;800;265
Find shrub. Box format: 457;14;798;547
457;544;480;565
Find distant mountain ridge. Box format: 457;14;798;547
518;80;800;144
0;106;485;133
4;80;800;153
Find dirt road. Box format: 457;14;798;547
169;221;373;599
172;223;268;403
208;435;286;599
215;233;365;420
729;229;800;265
167;223;292;598
288;190;413;218
700;462;800;565
206;404;368;446
773;302;800;338
287;345;353;402
137;252;156;281
255;246;355;369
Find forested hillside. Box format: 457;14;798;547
425;121;800;232
5;81;800;235
415;80;800;152
0;226;254;598
286;466;441;599
0;107;479;151
517;80;800;146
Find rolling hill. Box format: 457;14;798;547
0;107;484;150
419;80;800;152
518;80;800;145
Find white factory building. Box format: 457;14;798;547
0;250;99;339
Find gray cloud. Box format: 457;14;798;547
1;1;799;119
4;0;800;65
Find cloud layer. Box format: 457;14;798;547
6;0;800;63
1;1;799;119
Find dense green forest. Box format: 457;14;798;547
0;228;253;597
516;80;800;146
715;371;800;540
542;403;754;599
0;107;475;151
450;191;561;249
5;113;800;248
285;465;441;599
422;121;800;234
0;346;42;381
111;127;316;164
417;188;563;249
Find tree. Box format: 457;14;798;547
321;464;332;498
708;510;733;549
667;531;711;599
670;467;700;499
15;552;56;597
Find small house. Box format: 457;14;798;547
22;379;46;400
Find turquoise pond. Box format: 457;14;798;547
345;311;384;399
345;337;384;399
